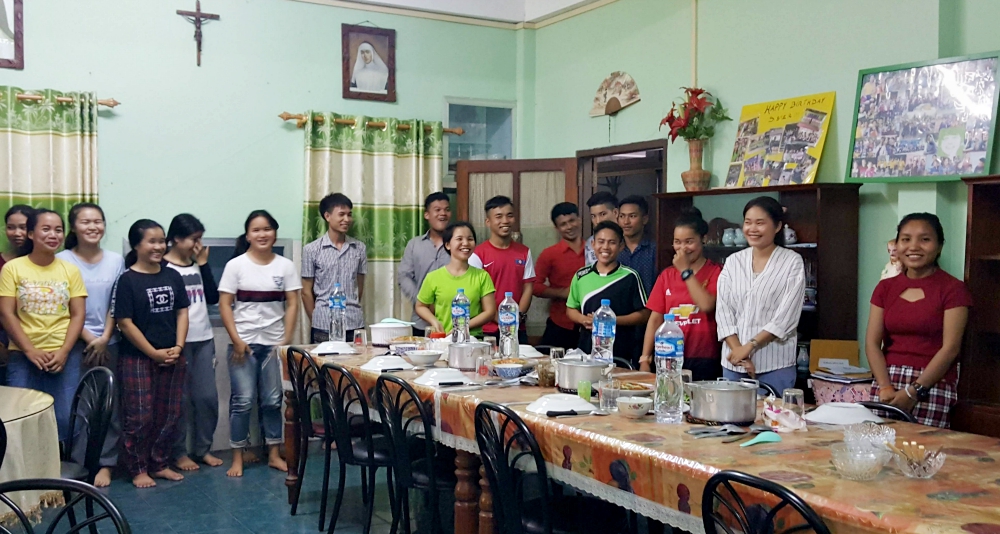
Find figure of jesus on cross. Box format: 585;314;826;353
177;1;220;67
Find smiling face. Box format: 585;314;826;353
425;200;451;233
673;225;704;262
136;227;167;264
5;212;27;249
29;213;65;254
72;207;106;248
172;231;204;257
617;203;647;240
593;228;624;267
447;226;476;261
554;213;581;242
247;216;277;254
324;205;353;234
589;203;618;228
742;206;781;248
485;203;515;240
896;219;942;271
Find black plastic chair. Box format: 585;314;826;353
613;357;634;370
0;478;132;533
0;415;7;471
374;374;456;534
285;347;328;528
858;401;918;424
62;367;115;484
475;401;626;534
702;470;830;534
320;363;396;534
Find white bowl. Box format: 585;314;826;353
526;393;595;415
805;402;883;425
404;350;443;367
414;368;473;386
369;323;413;346
617;397;653;418
360;356;413;372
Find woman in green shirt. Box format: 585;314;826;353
416;222;496;336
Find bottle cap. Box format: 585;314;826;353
457;288;465;293
334;282;341;288
601;299;610;306
664;313;675;322
505;292;514;297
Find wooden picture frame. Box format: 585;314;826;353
0;0;23;70
342;24;396;103
846;52;1000;183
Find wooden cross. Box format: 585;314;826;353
176;1;220;67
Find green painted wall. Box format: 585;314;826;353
2;0;518;247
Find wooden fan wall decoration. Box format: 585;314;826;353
591;71;641;117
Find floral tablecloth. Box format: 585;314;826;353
302;349;1000;534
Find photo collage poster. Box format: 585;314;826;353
727;92;836;188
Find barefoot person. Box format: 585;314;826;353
164;214;223;469
114;219;190;488
219;210;299;477
57;203;125;487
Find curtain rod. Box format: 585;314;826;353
278;112;464;135
15;93;121;108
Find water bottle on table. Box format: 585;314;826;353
591;299;616;363
498;292;519;358
654;313;685;424
329;282;347;342
451;288;471;343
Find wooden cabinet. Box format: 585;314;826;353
652;183;861;342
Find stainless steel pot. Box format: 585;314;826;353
688;378;759;423
555;359;613;393
448;342;490;371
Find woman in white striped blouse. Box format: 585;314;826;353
716;197;805;394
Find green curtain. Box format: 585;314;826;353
0;87;99;249
303;111;443;324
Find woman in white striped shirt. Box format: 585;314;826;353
716;197;805;394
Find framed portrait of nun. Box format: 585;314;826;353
0;0;23;70
342;24;396;103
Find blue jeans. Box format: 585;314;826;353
228;344;282;448
723;365;797;397
7;342;85;442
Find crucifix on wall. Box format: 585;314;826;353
176;1;220;66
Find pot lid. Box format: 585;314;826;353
557;359;612;368
690;380;757;390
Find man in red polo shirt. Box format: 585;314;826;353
469;195;535;343
534;202;585;349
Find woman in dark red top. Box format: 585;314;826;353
640;208;722;381
866;213;972;428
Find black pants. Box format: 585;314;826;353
311;328;356;344
685;358;723;382
411;327;426;338
540;318;580;350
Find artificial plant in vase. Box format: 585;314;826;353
659;87;732;191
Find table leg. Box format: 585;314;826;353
454;450;480;534
478;464;495;534
284;389;299;504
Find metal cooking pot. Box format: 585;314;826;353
555;359;613;393
448;342;490;371
688;378;760;423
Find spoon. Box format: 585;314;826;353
740;431;782;447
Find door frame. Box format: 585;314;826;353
455;158;579;228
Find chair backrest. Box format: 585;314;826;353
0;477;132;533
857;401;917;423
475;401;552;534
0;416;7;471
374;374;436;489
702;470;830;534
613;357;634;371
286;347;323;434
320;363;376;462
66;366;115;481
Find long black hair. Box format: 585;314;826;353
442;221;477;256
675;207;709;237
124;219;164;268
233;210;279;258
166;213;206;249
18;209;64;256
896;212;945;265
743;196;786;247
64;202;105;251
5;204;34;224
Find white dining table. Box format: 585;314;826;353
0;385;61;523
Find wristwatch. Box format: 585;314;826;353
911;382;931;401
680;269;694;281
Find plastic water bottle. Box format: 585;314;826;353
329;283;347;342
451;288;471;343
591;299;616;362
497;292;519;358
654;313;685;424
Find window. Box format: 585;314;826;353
446;99;515;175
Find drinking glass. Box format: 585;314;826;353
353;329;368;349
476;355;492;381
599;379;621;411
577;380;592;402
549;347;566;360
782;388;805;417
536;359;556;388
483;336;498;357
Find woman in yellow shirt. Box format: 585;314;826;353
0;209;88;443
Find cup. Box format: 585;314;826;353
550;347;566;360
353;329;368;349
476;355;492;380
483;336;498;358
782;388;805;417
536;359;556;388
599;379;621;411
577;380;592;402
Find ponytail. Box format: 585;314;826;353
64;202;105;251
125;219;164;268
232;209;279;259
232;234;250;259
18;209;64;256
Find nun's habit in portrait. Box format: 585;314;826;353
1;0;15;60
350;42;389;94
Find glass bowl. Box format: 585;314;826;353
894;452;946;479
843;422;896;452
830;442;891;481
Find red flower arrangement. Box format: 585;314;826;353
659;87;732;142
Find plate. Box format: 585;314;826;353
359;356;413;372
519;345;543;358
804;402;883;425
618;382;655;397
313;341;357;355
526;393;596;415
413;368;475;387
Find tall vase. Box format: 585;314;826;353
681;138;711;191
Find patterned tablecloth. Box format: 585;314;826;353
302;350;1000;534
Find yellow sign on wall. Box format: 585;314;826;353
726;92;835;188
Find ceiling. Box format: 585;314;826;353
337;0;607;23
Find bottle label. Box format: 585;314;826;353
498;311;517;327
452;304;469;319
594;320;615;338
655;336;684;358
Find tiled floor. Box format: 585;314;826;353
99;445;399;534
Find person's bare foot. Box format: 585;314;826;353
175;456;200;471
93;467;113;488
227;449;244;477
152;468;184;481
242;448;260;464
267;445;288;472
202;453;224;467
132;473;156;488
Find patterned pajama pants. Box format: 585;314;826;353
119;351;186;477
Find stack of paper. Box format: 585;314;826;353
811;358;872;383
